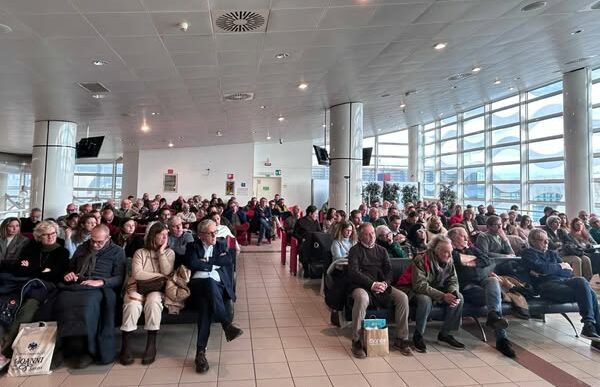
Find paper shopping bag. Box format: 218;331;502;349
8;321;57;377
363;326;389;357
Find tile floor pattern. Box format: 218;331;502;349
2;241;600;386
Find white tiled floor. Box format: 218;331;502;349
2;241;600;386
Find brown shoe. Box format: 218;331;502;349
224;324;244;342
351;340;366;359
392;339;413;356
195;351;209;374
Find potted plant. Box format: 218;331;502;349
382;182;401;203
362;182;381;204
401;184;419;205
439;183;457;210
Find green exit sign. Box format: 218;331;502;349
275;169;281;176
262;186;270;191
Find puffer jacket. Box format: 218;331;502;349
164;265;191;314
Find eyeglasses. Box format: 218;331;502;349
41;232;57;238
200;231;217;237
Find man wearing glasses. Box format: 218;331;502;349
184;219;242;374
475;215;516;258
521;229;600;352
54;224;125;368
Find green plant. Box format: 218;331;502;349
362;182;381;204
401;184;419;205
382;182;401;203
439;183;457;209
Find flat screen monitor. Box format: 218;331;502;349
363;147;373;166
313;145;329;166
76;136;104;158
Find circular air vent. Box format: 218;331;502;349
447;72;474;81
215;11;265;32
223;92;255;101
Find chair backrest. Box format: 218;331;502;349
225;235;236;250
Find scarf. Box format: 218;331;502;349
429;254;453;289
75;240;111;278
41;242;60;253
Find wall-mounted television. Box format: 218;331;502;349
363;147;373;166
313;145;329;166
76;136;104;158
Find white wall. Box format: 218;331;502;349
254;140;312;207
121;150;139;199
137;143;254;203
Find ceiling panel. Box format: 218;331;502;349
268;8;325;31
85;12;157;37
16;13;97;38
72;0;145;13
141;0;209;12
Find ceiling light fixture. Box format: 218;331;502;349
168;142;174;148
521;1;547;12
179;21;189;32
298;83;308;90
278;116;285;122
92;59;108;66
0;23;12;33
570;28;584;35
92;94;105;99
216;131;223;137
151;112;159;116
275;53;289;59
433;42;447;50
471;65;482;73
266;135;272;140
493;79;502;85
141;121;150;132
260;105;266;109
509;86;516;91
400;102;406;108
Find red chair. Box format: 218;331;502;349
280;230;288;265
289;237;299;275
235;223;249;246
226;235;237;250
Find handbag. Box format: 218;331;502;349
136;277;167;295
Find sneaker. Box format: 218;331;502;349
195;351;209;374
437;333;465;350
330;310;341;327
412;332;427;353
0;354;10;371
581;322;600;342
486;311;509;330
224;324;244;342
351;340;366;359
392;339;413;356
496;338;516;358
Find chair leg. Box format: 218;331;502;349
469;316;487;342
560;312;579;337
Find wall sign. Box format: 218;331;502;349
225;181;235;196
163;174;177;192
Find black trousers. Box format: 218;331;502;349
189;278;231;351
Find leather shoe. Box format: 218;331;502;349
581;322;600;342
224;324;244;342
413;332;427;353
486;311;509;330
351;340;366;359
496;338;516;358
437;333;465;350
195;351;209;374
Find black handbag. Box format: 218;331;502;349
136;277;167;295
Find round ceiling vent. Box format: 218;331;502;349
447;72;474;81
223;92;255;101
215;11;265;32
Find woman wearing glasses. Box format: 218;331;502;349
0;221;69;370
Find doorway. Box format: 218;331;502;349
253;177;282;199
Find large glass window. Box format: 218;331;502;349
73;161;123;203
592;67;600;212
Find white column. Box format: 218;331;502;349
408;124;420;181
121;150;139;199
329;102;363;214
31;121;77;219
563;68;591;218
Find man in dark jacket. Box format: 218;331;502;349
475;205;487;226
184;219;243;374
293;205;321;241
448;227;514;358
55;225;125;368
521;229;600;352
347;223;411;358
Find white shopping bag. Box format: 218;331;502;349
8;321;57;377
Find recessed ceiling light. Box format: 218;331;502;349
493;79;502;85
216;131;223;137
377;128;382;132
260;105;266;109
92;94;105;99
322;124;326;128
266;135;272;140
179;21;189;32
400;102;406;108
278;116;285;122
471;65;482;73
275;53;289;59
433;42;447;50
451;85;458;89
298;83;308;90
92;59;108;66
168;142;174;148
141;121;150;132
0;23;12;33
570;28;584;35
521;1;547;12
514;77;521;81
380;93;390;98
150;112;159;116
509;86;516;91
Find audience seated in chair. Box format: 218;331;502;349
475;216;516;258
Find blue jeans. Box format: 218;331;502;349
414;292;464;336
537;277;600;330
462;276;507;340
258;218;272;242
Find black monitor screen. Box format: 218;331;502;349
76;136;104;158
363;147;373;166
313;145;329;166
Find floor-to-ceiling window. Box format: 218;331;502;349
592;67;600;213
73;161;123;204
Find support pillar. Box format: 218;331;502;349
31;121;77;219
408;124;421;181
328;102;363;214
121;150;140;199
563;68;591;218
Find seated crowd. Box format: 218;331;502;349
2;194;600;373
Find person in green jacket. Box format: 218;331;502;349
375;225;407;258
409;234;465;352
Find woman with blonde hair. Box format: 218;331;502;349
426;216;447;241
119;222;175;366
